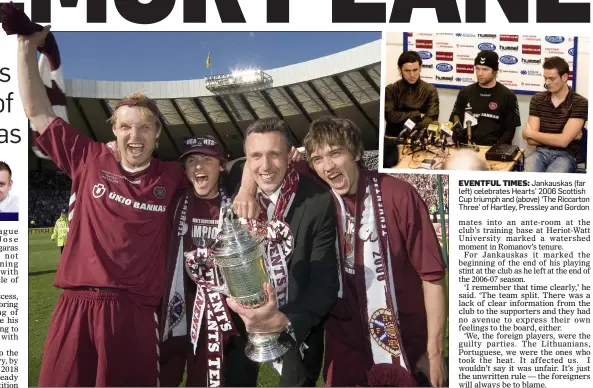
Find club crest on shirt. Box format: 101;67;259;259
369;308;402;357
92;183;106;198
154;185;167;200
489;102;498;111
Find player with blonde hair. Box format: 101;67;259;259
17;26;187;386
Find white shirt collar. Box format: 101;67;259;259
121;161;151;173
0;192;19;212
258;186;282;205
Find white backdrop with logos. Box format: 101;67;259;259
385;33;590;151
403;32;577;94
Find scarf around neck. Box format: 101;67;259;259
248;164;299;309
163;187;237;387
331;169;416;386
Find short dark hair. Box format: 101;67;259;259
244;118;293;151
398;51;423;68
0;161;12;179
543;56;570;77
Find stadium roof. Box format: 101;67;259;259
31;40;382;171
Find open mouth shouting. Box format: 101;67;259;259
327;171;347;190
127;143;145;156
195;172;209;186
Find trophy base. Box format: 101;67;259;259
245;332;292;363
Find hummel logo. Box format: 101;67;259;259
480;58;486;64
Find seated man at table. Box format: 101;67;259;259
450;50;521;146
384;50;439;137
522;56;588;173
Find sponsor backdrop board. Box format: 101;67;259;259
404;33;578;95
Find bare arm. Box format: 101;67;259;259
525;116;584;148
231;159;260;219
17;26;56;134
423;277;447;358
523;116;542;146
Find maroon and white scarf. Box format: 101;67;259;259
332;169;416;386
1;2;68;160
248;164;299;310
247;165;299;373
163;188;237;387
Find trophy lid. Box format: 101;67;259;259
210;208;265;259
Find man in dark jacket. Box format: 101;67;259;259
384;51;440;137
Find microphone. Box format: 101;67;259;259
450;120;465;146
396;118;416;144
464;111;478;147
439;122;453;151
427;121;440;144
409;117;433;145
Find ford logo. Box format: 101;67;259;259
568;48;574;56
436;63;453;72
478;43;496;51
545;36;565;44
418;51;433;60
500;55;518;65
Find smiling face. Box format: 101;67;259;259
112;106;161;169
184;153;222;199
310;144;360;196
244;131;291;196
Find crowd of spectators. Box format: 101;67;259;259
29;171;72;227
394;173;449;214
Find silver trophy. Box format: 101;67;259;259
206;208;292;363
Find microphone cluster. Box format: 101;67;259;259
395;112;479;152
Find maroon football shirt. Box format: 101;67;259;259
334;174;446;368
37;118;186;307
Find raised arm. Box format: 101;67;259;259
17;26;56;134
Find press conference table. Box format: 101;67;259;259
393;144;521;171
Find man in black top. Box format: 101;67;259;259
450;50;521;146
384;51;440;137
